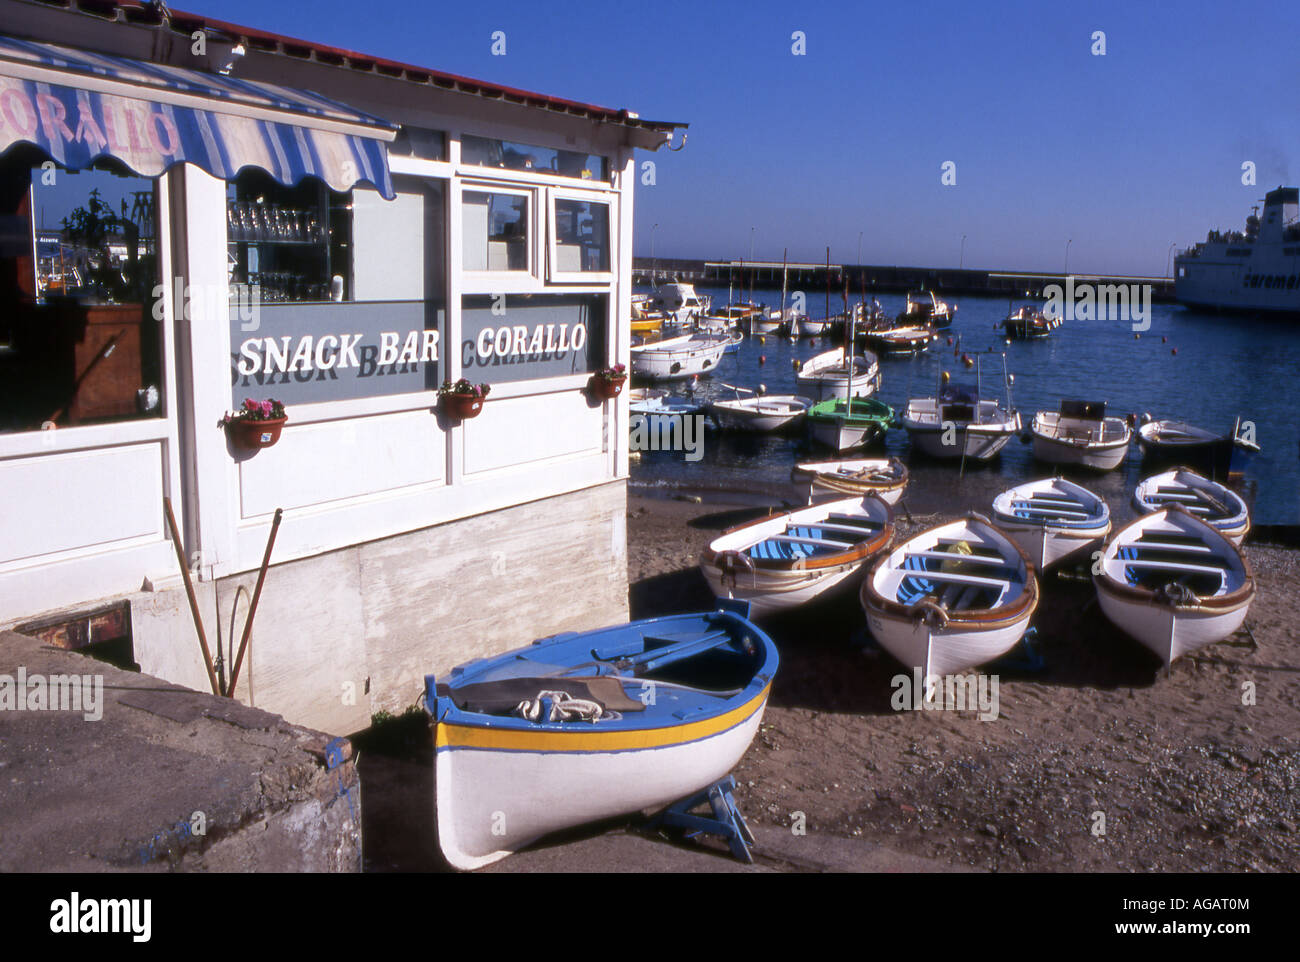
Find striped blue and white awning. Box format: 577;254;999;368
0;35;396;198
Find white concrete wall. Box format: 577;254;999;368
130;480;629;734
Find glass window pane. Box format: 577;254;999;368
389;126;447;161
554;198;609;273
461;135;607;182
1;156;164;433
461;293;606;383
462;191;528;271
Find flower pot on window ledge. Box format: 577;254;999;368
588;374;627;400
441;394;484;420
227;417;288;450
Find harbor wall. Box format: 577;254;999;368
127;481;630;734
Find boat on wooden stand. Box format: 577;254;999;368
1132;467;1250;546
426;602;778;869
701;495;895;617
861;513;1039;679
991;476;1111;571
1093;507;1254;665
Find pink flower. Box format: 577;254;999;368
260;400;273;417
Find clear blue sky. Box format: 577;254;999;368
186;0;1299;275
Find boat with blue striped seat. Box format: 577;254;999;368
425;601;778;870
1093;506;1254;665
700;494;894;617
860;513;1038;679
991;476;1111;570
1132;468;1250;546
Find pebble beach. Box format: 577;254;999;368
629;489;1300;872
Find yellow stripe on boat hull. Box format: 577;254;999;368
436;684;771;754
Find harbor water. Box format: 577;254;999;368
631;288;1300;525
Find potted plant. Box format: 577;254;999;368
439;379;491;419
589;363;627;400
219;398;288;450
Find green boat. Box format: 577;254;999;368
807;396;894;451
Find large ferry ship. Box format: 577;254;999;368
1174;186;1300;314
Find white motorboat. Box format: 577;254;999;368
795;348;881;402
991;476;1111;571
790;457;908;504
630;332;730;381
1093;507;1255;665
1031;400;1131;471
1132;468;1250;546
650;281;711;326
900;356;1020;461
709;387;812;433
701;495;894;618
861;513;1039;680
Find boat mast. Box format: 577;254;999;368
781;248;788;321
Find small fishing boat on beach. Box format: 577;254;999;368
1136;416;1260;475
791;456;909;504
1001;305;1060;339
1093;507;1255;666
631;332;731;381
794;348;881;401
709;386;812;433
991;476;1111;571
701;495;895;617
900;356;1020;461
861;514;1039;679
425;604;778;870
1031;400;1131;471
1132;468;1251;546
806;396;895;451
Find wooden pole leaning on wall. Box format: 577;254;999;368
226;508;283;699
162;497;222;697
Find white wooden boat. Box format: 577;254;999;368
795;348;881;402
628;387;703;417
790;457;908;504
701;495;894;618
426;604;778;869
1132;468;1250;546
860;324;935;355
806;396;895;451
709;388;812;433
900;356;1019;460
796;315;832;336
1094;507;1255;665
1031;400;1131;470
991;476;1111;570
630;332;730;381
861;514;1038;679
1137;416;1260;475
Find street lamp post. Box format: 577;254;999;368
858;231;863;267
1167;242;1177;278
960;233;967;270
651;223;659;282
1064;239;1073;275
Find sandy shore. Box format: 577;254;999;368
629;491;1300;872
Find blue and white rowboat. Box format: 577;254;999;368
991;476;1111;570
425;603;778;870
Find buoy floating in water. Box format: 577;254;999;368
1171;348;1177;355
759;354;766;365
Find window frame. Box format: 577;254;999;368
546;186;615;284
459;180;538;292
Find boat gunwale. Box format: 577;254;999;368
700;497;895;572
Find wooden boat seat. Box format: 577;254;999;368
906;550;1008;566
934;537;1000;555
1013;503;1091;518
825;513;885;529
1026;495;1088;508
902;570;1010;588
764;533;854;549
1130;540;1213;554
805;521;878;539
1120;559;1226;575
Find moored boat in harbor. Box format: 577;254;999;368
900;356;1020;461
701;495;894;617
709;387;812;433
806;395;895;451
631;332;731;381
1031;400;1131;471
794;347;881;401
426;604;778;870
1093;507;1255;665
1137;416;1260;476
860;513;1039;679
1001;304;1060;339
